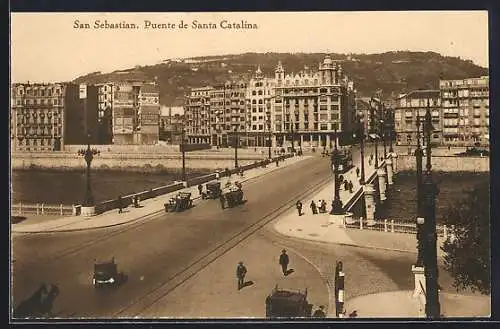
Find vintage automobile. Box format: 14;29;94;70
222;186;244;208
164;192;193;212
265;285;312;318
93;257;125;288
204;181;222;199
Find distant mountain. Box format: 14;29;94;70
73;51;488;106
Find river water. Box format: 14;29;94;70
10;170;209;205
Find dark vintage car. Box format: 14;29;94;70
222;186;244;208
93;257;126;288
204;181;222;199
265;285;312;318
164;192;193;212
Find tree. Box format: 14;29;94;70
441;181;490;294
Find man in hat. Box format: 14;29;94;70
279;249;290;276
313;305;326;318
236;261;247;290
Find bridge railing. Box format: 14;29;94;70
11;203;74;216
345;218;450;238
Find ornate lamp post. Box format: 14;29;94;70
422;99;441;318
356;114;366;185
77;133;99;216
330;126;343;215
415;112;424;266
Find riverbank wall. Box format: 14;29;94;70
395;154;490;172
11;151;270;172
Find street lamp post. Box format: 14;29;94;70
359;116;366;185
234;125;239;168
181;124;186;182
422;100;441;318
330;127;344;215
77;134;100;213
267;110;272;159
388;108;394;153
415;112;424;266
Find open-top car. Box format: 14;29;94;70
93;257;125;288
164;192;193;212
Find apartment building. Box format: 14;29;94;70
185;86;213;144
10;82;98;151
274;55;356;149
393;90;442;146
245;66;275;147
440;76;489;146
137;83;160;144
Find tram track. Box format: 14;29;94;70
112;175;332;317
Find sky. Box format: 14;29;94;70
10;11;489;83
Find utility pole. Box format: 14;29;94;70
234;125;239;168
181;123;186;182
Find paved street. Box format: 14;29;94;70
12;155;332;318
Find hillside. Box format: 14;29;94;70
73;51;488;106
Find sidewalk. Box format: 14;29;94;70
12;155;310;234
345;290;490;318
138;234;330;318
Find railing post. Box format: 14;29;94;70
391;220;394;233
359;216;363;230
19;202;22;215
60;204;63;216
384;219;388;232
36;203;39;215
443;225;448;240
41;203;44;215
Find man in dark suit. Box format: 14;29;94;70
279;249;289;276
236;261;247;290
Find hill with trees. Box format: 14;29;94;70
73;51;488;106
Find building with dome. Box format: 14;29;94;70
273;55;357;149
183;55;357;149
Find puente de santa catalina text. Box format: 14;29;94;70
73;19;258;30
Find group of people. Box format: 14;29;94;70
310;199;327;214
116;194;141;214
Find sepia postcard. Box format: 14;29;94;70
10;11;491;321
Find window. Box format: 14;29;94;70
258;90;263;95
252;91;256;95
331;105;339;111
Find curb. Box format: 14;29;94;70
12;157;306;234
273;229;416;255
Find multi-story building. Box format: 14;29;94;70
393;90;442;146
10;82;99;152
112;82;139;144
440;76;489;146
209;84;226;146
225;80;247;147
137;83;160;144
185;86;213;144
245;66;275;147
273;56;356;149
96;82;115;144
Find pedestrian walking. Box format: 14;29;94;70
198;184;203;197
236;261;247;290
276;159;279;167
313;305;326;318
348;180;353;193
117;195;123;214
296;200;303;216
310;200;318;215
279;249;290;276
219;194;226;210
356;167;360;177
320;200;327;213
344;180;349;191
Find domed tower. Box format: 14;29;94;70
255;65;263;79
275;60;284;85
319;55;334;85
